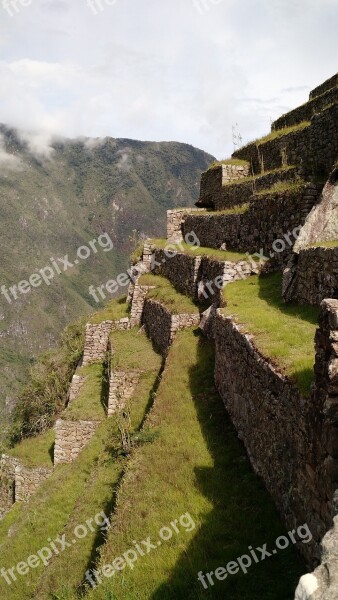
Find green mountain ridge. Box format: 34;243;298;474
0;124;214;426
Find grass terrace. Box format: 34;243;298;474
256;180;306;196
88;296;129;325
7;428;55;469
255;121;310;146
222;273;319;396
224;165;295;187
82;330;304;600
64;363;107;421
208;158;250;170
0;329;162;600
150;238;248;263
139;274;199;314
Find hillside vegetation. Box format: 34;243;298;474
0;124;214;422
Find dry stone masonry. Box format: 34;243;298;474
167;208;206;242
54;419;100;465
143;298;200;356
82;319;130;365
14;465;52;502
284;247;338;306
214;300;338;565
68;372;87;403
108;370;141;416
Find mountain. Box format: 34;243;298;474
0;124;214;424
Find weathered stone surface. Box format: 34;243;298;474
197;163;251;208
283;247;338;306
108;369;141;416
68;373;87;403
295;174;338;252
295;516;338;599
167;208;206;242
213;299;338;566
54;419;100;465
142;298;200;356
233;103;338;178
82;319;130;365
14;465;52;502
182;185;321;267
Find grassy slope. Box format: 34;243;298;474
150;238;248;262
139;274;199;314
0;329;162;600
81;330;304;600
222;273;319;396
0;126;214;414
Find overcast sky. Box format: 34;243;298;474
0;0;337;158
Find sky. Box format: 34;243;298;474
0;0;337;159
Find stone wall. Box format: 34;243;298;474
68;373;87;403
310;73;338;100
130;284;156;327
198;163;251;208
14;465;52;502
108;370;141;416
233;104;338;178
142;298;200;355
54;419;100;465
182;185;321;267
199;166;299;210
152;249;201;298
82;319;130;365
272;86;338;132
214;300;338;565
286;247;338;306
0;455;19;517
167;208;206;242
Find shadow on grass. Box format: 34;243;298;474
258;272;319;325
151;333;305;600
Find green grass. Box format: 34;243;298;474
223;166;295;187
255;121;310;146
150;238;248;263
64;364;107;421
208;158;250;170
307;239;338;249
88;297;129;324
256;181;305;196
80;330;304;600
139;274;200;314
0;329;162;600
7;429;55;468
111;328;162;372
222;273;319;395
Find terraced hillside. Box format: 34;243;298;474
1;73;338;600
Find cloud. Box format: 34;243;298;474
0;133;22;169
0;0;337;157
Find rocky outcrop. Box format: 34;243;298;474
295;517;338;599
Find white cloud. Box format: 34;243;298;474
0;0;337;157
0;133;22;169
